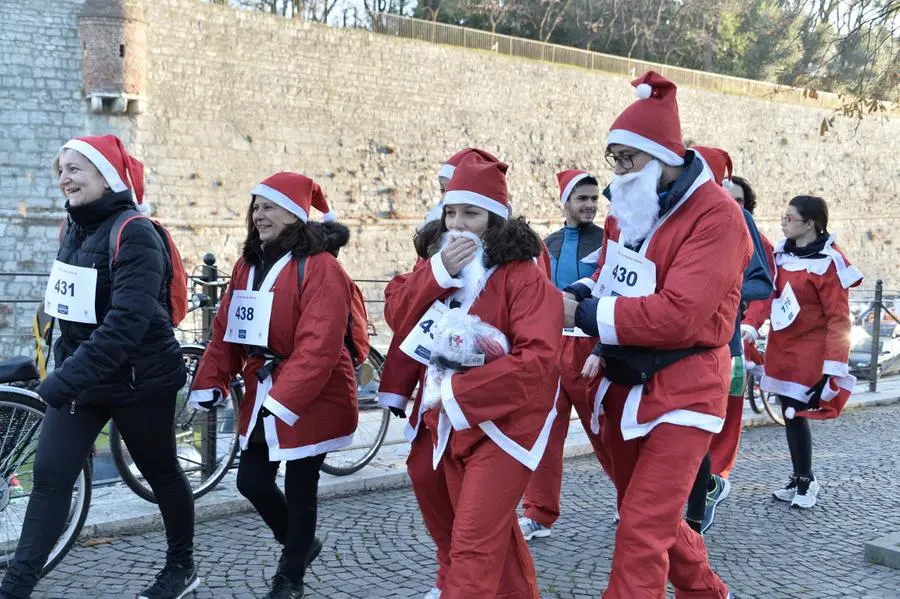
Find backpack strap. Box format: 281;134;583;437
295;254;358;365
107;209;174;316
108;209;145;269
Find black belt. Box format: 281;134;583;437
599;344;712;386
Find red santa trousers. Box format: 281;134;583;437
441;439;541;599
407;428;454;591
601;384;729;599
708;394;744;479
522;337;613;527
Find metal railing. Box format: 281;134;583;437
857;280;900;392
366;13;847;110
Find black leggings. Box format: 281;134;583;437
780;395;813;478
686;453;712;525
1;395;194;599
236;439;325;582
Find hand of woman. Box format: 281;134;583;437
441;236;477;276
581;354;603;379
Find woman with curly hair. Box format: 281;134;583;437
385;150;562;598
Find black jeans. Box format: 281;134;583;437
236;438;325;582
780;395;813;478
0;395;194;599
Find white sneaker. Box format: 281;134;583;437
423;587;441;599
791;478;820;509
772;476;799;502
518;516;551;541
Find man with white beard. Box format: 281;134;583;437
564;71;750;599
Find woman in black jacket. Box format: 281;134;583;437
0;136;196;599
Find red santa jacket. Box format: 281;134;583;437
584;172;752;440
190;252;358;460
759;235;862;419
384;253;562;470
378;247;554;427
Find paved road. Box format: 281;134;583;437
34;405;900;598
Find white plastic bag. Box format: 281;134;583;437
421;308;510;410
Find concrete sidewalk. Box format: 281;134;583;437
78;376;900;541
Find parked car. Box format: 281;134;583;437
849;324;900;379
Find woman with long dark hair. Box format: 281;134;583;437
385;150;561;598
189;172;358;598
761;195;862;509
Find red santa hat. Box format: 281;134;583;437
438;147;486;182
692;145;734;187
251;172;335;223
442;149;510;219
557;169;593;209
608;71;685;167
60;135;146;209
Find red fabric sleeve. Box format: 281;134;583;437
192;261;248;395
815;264;852;372
613;207;751;348
443;263;562;426
267;254;352;415
383;254;459;336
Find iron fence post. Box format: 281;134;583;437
201;253;218;343
869;280;883;392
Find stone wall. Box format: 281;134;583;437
1;0;898;356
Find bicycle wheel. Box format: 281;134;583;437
757;385;786;426
321;348;391;476
0;390;91;576
110;345;241;502
746;374;764;414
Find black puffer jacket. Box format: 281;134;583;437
36;190;186;409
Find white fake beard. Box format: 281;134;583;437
609;159;664;246
440;230;488;306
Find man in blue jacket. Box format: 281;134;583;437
519;170;613;541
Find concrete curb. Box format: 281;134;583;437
75;392;900;541
865;533;900;570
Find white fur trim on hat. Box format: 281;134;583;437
61;139;127;193
561;172;591;208
423;203;444;225
251;183;309;222
635;83;653;99
442;190;509;219
607;129;685;166
438;164;456;181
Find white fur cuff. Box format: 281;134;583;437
430;253;464;290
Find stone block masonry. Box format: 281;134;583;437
1;0;898;357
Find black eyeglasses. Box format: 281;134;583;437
605;150;638;170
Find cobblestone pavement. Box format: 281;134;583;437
34;405;900;599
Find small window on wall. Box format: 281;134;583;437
120;45;125;58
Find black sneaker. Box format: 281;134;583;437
136;563;200;599
700;474;731;534
278;537;324;574
264;574;305;599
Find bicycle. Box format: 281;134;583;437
108;278;244;503
109;273;392;503
0;357;91;576
746;372;785;426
